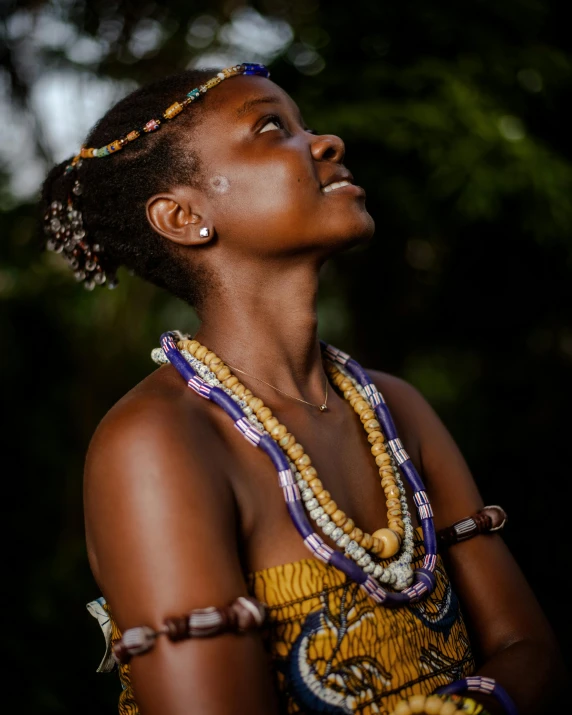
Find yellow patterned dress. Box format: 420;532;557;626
87;528;475;714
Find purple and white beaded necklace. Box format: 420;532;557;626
160;332;437;606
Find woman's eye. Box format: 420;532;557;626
259;116;284;133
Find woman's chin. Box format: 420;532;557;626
339;214;375;248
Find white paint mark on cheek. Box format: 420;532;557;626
209;175;230;193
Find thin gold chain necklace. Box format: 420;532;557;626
223;360;329;412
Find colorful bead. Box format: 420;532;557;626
143;119;161;132
126;130;140;142
164;101;184;119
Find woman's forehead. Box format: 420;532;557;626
204;75;300;121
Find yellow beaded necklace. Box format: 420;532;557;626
177;337;407;560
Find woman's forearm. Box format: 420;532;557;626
472;638;566;714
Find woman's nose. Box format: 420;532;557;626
310;133;346;163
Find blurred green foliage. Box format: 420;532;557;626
1;0;571;710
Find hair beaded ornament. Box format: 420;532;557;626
42;63;270;290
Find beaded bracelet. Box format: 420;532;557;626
436;677;518;715
436;506;507;548
112;596;265;664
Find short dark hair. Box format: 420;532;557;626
40;68;220;307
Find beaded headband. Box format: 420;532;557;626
43;63;270;290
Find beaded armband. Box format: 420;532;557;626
437;506;507;548
112;596;265;665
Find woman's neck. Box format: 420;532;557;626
194;258;327;406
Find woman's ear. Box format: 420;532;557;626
146;188;214;247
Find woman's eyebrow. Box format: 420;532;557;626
235;95;283;118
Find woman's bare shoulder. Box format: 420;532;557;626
86;363;215;467
84;364;236;592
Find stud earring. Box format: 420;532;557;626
199;227;210;238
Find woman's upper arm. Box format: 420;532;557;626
370;372;559;659
84;392;277;715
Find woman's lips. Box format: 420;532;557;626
321;180;366;197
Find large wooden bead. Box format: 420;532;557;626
372;528;400;558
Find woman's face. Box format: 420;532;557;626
189;75;375;261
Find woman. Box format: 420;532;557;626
41;63;563;714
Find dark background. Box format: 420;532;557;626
1;1;570;711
